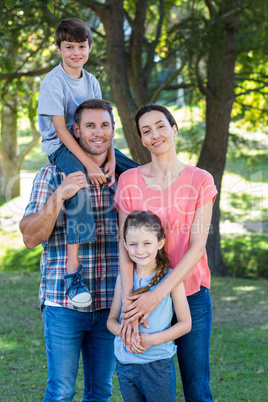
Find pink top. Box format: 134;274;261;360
114;165;218;296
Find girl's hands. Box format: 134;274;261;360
126;332;145;354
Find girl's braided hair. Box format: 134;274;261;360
123;210;169;296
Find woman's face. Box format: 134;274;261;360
138;111;177;155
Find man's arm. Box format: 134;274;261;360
20;171;88;249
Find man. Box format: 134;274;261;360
20;99;124;401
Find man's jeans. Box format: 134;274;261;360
43;306;115;401
173;286;213;401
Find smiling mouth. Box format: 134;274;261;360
152;141;164;146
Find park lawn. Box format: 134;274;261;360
0;271;267;401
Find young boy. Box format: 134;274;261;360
38;17;138;308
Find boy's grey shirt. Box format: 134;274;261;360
38;62;102;156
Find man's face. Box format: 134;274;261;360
74;108;114;156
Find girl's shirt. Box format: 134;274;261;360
114;165;218;296
114;269;177;364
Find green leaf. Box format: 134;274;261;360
47;1;54;13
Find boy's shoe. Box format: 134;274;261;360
65;265;92;307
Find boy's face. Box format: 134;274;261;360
56;40;92;77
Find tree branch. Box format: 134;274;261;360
195;57;214;99
17;116;40;170
143;0;165;80
150;59;188;103
204;0;216;17
235;84;268;98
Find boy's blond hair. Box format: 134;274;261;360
55;17;93;48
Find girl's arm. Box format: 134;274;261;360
52;115;107;186
139;282;191;350
124;199;213;324
107;276;123;336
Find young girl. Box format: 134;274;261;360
107;210;191;402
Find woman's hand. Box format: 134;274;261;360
122;290;161;325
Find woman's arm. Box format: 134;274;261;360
139;282;191;350
118;208;135;302
124;199;213;323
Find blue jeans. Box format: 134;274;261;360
43;306;115;401
173;286;213;401
116;358;176;402
49;145;139;244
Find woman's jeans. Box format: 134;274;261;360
116;358;176;402
49;144;139;244
43;306;115;401
173;286;213;401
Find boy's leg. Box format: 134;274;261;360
43;306;86;401
116;362;146;402
49;145;93;307
139;359;176;402
114;148;140;176
49;144;97;244
174;286;213;402
81;309;116;402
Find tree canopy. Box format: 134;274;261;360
1;0;267;274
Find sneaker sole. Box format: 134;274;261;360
68;296;92;308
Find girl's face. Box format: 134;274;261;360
124;226;165;270
138;111;177;155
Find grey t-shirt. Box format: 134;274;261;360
38;63;102;155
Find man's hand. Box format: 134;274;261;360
58;171;88;201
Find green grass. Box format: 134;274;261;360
221;233;268;279
0;272;267;401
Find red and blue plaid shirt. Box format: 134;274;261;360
24;165;119;312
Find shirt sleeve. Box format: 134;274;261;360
195;172;217;209
38;79;65;116
24;166;58;216
93;77;102;99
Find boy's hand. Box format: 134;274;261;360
104;160;116;187
85;162;107;186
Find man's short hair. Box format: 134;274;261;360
74;99;115;127
55;17;93;48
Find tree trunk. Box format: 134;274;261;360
91;0;150;164
197;0;241;275
0;104;20;198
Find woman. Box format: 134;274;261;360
114;104;217;401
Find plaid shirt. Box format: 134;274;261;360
24;165;119;312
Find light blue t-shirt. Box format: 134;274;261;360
114;269;177;364
38;63;102;156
